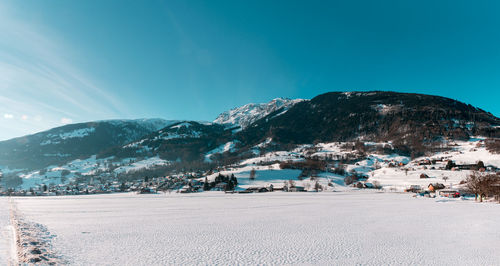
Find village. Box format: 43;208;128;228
1;138;500;202
0;171;323;197
400;157;500;202
2;155;499;203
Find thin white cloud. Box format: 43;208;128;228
0;2;128;139
61;117;73;124
4;113;13;119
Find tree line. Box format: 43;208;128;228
466;171;500;202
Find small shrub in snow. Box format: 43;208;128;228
249;169;256;180
314;181;322;192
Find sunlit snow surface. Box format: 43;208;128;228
0;198;15;264
11;192;500;265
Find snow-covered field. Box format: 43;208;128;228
0;198;16;264
10;192;500;265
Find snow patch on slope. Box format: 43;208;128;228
41;128;96;145
113;156;170;174
104;119;179;132
171;122;193;129
154;131;202;141
204;141;239;162
214;98;305;129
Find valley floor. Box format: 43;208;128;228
8;192;500;265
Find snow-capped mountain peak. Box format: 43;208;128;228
213;98;306;129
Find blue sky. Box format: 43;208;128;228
1;0;500;140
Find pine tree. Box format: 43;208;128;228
120;182;127;192
226;179;234;191
203;177;210;191
231;174;238;186
445;160;456;170
215;174;223;183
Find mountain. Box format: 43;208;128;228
0;119;177;170
2;91;500;179
114;91;500;165
100;121;233;162
213;98;305;129
237;91;500;156
108;98;307;164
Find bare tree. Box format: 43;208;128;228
492;180;500;203
466;171;481;201
481;174;500;202
466;172;500;202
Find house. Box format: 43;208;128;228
288;186;305;192
418;159;432;166
456;164;477;170
439;189;460;198
428;183;445;192
139;187;156;194
179;185;200;193
240;187;269;193
417;191;435;198
405;185;422;193
486;166;499;172
364;182;375;189
420;173;430;179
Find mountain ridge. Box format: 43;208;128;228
1;91;499;176
213;98;305;129
0;119;179;170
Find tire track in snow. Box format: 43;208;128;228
10;200;65;264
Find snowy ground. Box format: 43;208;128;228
0;198;16;265
10;192;500;265
371;138;500;190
